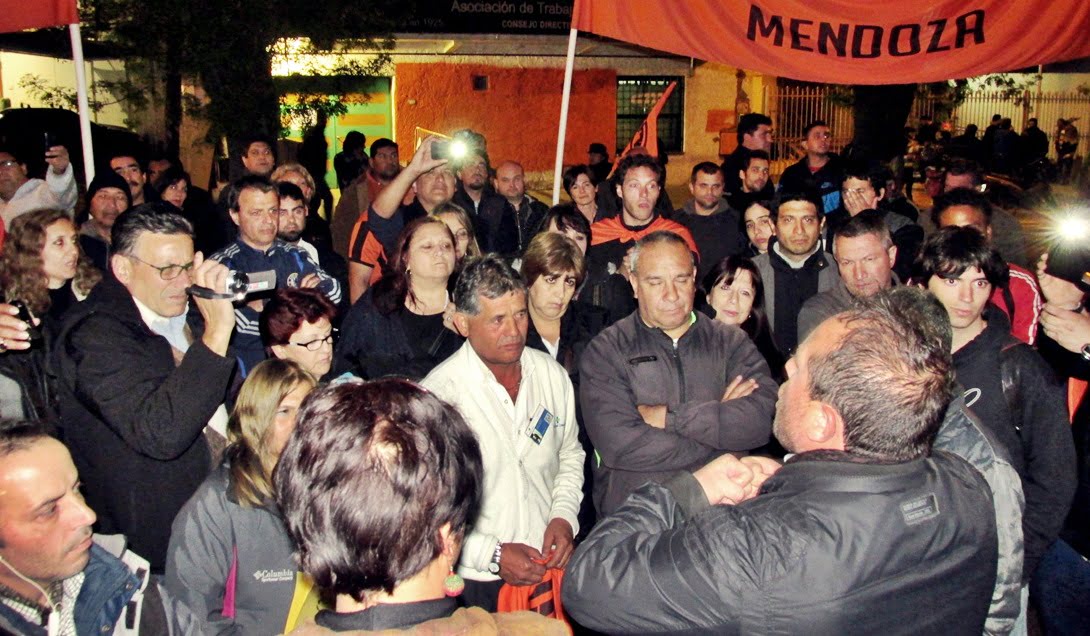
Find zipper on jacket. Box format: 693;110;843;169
671;341;686;403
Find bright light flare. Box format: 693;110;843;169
1057;216;1090;243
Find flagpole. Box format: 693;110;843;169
69;21;95;186
552;25;579;205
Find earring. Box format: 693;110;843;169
443;564;464;597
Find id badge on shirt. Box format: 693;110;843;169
526;404;558;445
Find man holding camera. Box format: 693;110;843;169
53;204;238;573
211;175;342;373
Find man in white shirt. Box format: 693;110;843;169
422;254;584;612
0;144;77;227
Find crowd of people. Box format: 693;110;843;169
0;111;1087;635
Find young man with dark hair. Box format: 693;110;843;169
918;226;1076;624
778;120;844;214
584;154;697;317
727;150;771;213
109;152;156;207
332;137;403;263
675;162;745;280
932;187;1041;344
720;113;775;200
753;191;838;355
939;156;1029;268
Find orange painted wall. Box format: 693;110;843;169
394;63;616;172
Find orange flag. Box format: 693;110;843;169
611;81;676;177
0;0;78;32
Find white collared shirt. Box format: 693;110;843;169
422;341;584;581
131;297;228;437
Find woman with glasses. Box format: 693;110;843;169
260;288;337;381
334;216;463;380
166;358;320;634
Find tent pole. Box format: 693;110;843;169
552;27;579;205
69;22;95;186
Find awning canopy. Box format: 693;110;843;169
0;0;78;33
571;0;1090;84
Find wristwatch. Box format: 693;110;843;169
1081;343;1090;362
487;542;503;574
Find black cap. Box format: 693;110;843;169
87;171;133;208
588;142;608;155
1047;242;1090;292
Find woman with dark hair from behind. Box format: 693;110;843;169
167;358;319;634
260;287;338;381
334;216;463;380
701;255;785;382
278;379;567;634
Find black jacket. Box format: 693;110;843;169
52;276;236;570
579;311;776;516
333;289;463;381
1038;331;1090;558
476;195;548;258
954;306;1076;579
778;153;844;213
563;450;999;635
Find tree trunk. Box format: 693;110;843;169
850;84;917;163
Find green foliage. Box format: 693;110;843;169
76;0;413;149
17;72;149;128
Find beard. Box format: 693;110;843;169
278;229;303;243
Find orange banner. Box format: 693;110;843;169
572;0;1090;84
617;81;676;163
0;0;77;32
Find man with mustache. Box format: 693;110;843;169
422;255;585;613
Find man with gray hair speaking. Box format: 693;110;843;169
422;255;584;613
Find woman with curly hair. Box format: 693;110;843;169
0;208;100;333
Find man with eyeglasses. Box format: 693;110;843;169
0;144;76;228
778;120;844;214
211;175;342;374
53;204;238;573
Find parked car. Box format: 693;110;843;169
0;107;142;182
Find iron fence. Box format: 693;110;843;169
770;85;1090;170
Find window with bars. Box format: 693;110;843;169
616;76;685;155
